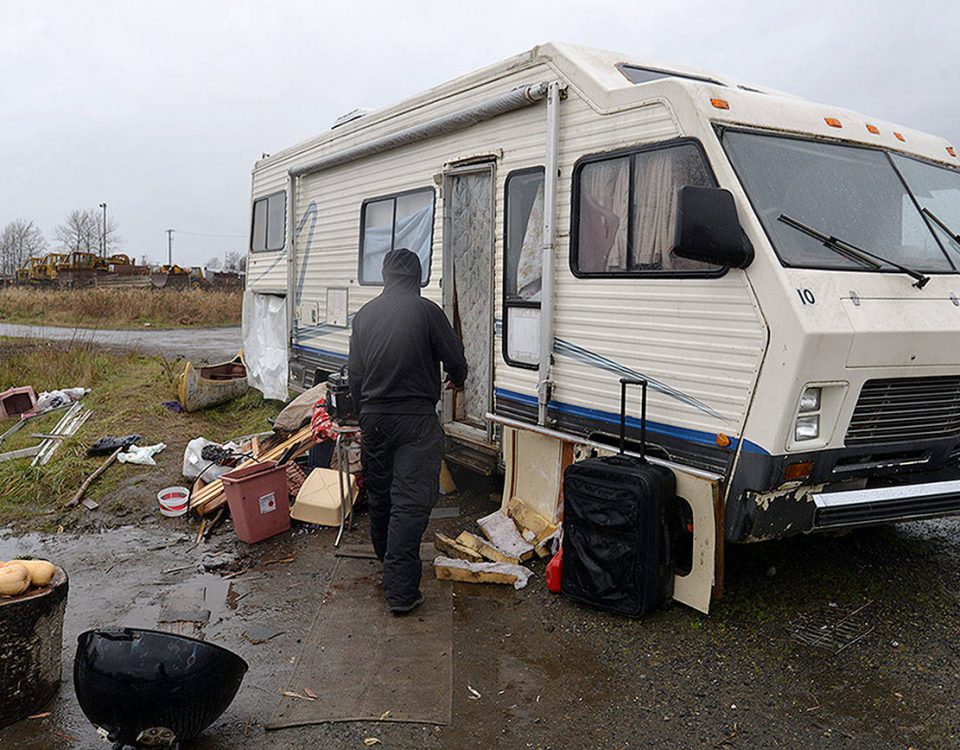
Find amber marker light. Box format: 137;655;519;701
948;146;957;158
866;124;880;134
784;461;814;482
710;98;730;110
894;132;906;142
716;433;731;448
824;117;842;128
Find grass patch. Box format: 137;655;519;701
0;287;241;329
0;339;280;530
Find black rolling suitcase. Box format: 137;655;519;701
561;378;677;617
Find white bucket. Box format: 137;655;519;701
157;486;190;517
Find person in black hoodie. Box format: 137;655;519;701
348;248;467;613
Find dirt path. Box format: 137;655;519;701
0;323;242;362
2;468;960;749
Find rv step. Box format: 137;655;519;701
444;446;498;476
812;479;960;529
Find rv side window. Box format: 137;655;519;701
359;188;435;285
503;168;545;368
250;191;286;253
572;141;722;276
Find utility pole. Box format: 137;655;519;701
99;203;107;258
165;229;174;268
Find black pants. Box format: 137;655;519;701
359;412;443;607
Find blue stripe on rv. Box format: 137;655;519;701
495;387;769;456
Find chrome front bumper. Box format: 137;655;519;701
812;479;960;529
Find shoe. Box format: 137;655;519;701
390;594;425;615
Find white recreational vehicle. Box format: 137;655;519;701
243;42;960;606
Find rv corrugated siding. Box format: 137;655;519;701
245;159;291;293
257;59;767;441
548;95;766;439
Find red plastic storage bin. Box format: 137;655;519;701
220;461;291;543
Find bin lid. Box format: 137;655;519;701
220;460;282;484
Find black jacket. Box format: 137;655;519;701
348;248;468;415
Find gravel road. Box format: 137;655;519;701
0;322;242;362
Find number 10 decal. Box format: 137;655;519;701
797;288;816;305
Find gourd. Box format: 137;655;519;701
0;564;31;596
5;560;56;587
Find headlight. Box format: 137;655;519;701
795;415;820;441
799;387;821;413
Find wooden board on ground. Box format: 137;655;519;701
506;496;557;543
432;556;533;589
433;559;520;586
433;533;483;563
454;531;519;565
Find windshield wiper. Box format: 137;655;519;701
778;213;930;289
921;206;960;247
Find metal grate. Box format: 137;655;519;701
845;376;960;446
789;601;874;654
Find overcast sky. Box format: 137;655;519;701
0;1;956;268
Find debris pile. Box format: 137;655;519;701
432;497;559;589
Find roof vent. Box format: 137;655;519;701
332;108;375;129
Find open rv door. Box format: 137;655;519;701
441;162;497;445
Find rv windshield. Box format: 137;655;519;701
722;131;957;274
891;153;960;262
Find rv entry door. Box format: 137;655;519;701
442;163;495;442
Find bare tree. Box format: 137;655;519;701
223;251;243;272
0;218;47;277
206;256;222;271
238;255;246;272
54;208;122;255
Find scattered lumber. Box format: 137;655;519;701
433;555;533;589
434;532;484;563
189;426;314;516
477;510;535;562
455;531;519;565
506;497;556;542
65;448;122;508
505;496;559;558
31;403;91;467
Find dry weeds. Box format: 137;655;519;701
0;287;241;328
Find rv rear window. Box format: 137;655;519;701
359;188;435;285
503;168;545;369
616;64;722;87
250;192;286;253
571;141;722;277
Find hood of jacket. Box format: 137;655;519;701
381;248;422;294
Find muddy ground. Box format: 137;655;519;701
1;462;959;750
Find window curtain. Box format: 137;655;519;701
577;159;629;272
516;182;544;299
632;147;713;271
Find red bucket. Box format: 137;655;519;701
220;461;290;544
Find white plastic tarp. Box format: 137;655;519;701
243;291;288;401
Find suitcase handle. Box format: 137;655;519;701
618;378;648;459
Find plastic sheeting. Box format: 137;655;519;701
243;291;288;401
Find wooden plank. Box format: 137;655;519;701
454;531;519;565
0;445;42;462
434;561;520;587
433;533;483;563
506;496;557;544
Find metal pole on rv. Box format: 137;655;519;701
286;174;296;347
537;81;561;426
